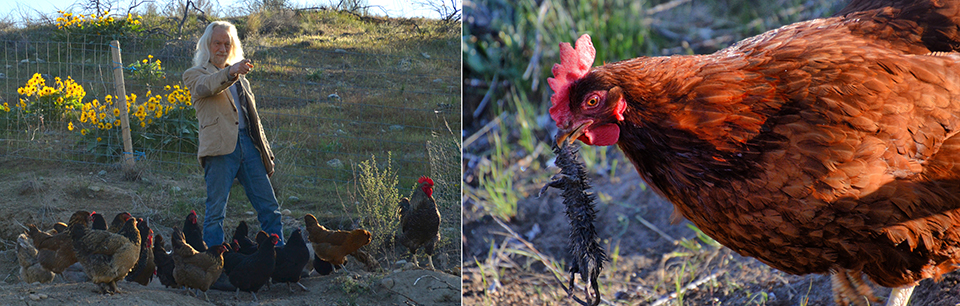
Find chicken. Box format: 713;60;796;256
397;176;441;270
125;218;155;286
17;233;55;284
303;214;372;272
184;210;207;252
225;231;277;301
272;228;310;291
548;0;960;305
313;255;334;275
233;220;258;255
152;233;178;288
91;212;107;230
70;217;140;294
30;211;90;276
171;226;226;301
109;212;133;233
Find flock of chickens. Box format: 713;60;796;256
14;176;441;301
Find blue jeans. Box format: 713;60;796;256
202;128;284;247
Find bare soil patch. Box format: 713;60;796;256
0;157;460;305
462;160;960;305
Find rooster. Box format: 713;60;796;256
397;176;441;270
548;0;960;305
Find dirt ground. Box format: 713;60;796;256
0;157;460;306
462;152;960;305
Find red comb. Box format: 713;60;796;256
418;176;434;185
548;34;595;127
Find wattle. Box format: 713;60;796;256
580;124;620;146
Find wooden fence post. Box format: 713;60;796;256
110;40;135;171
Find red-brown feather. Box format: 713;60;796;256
552;0;960;290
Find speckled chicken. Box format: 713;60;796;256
70;217;141;294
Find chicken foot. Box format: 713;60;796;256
235;288;259;302
540;142;606;306
288;281;309;292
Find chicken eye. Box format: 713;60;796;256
586;95;599;107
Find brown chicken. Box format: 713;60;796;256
548;0;960;305
109;212;133;233
303;214;371;272
171;226;226;301
70;217;140;294
16;233;55;284
29;211;90;276
397;176;441;269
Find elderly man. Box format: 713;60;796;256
183;21;284;252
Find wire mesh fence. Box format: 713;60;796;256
0;32;461;206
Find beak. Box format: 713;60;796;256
556;121;589;147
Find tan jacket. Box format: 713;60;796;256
183;62;275;175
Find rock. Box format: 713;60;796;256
172;186;181;192
433;78;442;83
38;294;47;299
282;209;292;216
421;52;430;59
327;159;343;169
29;294;39;301
288;196;300;202
245;211;255;216
97;170;107;176
389;125;404;131
335;48;346;53
88;185;102;192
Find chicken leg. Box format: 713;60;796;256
426;254;436;270
886;285;915;306
831;269;880;306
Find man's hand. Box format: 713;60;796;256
229;59;253;78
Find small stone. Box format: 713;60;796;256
29;294;39;301
395;260;408;265
389;125;404;131
433;78;442;83
245;211;255;216
38;294;47;299
380;277;395;289
335;49;346;53
88;185;102;192
282;209;291;216
98;170;107;176
421;52;430;58
288;196;300;202
172;186;182;192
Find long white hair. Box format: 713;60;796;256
192;21;245;68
